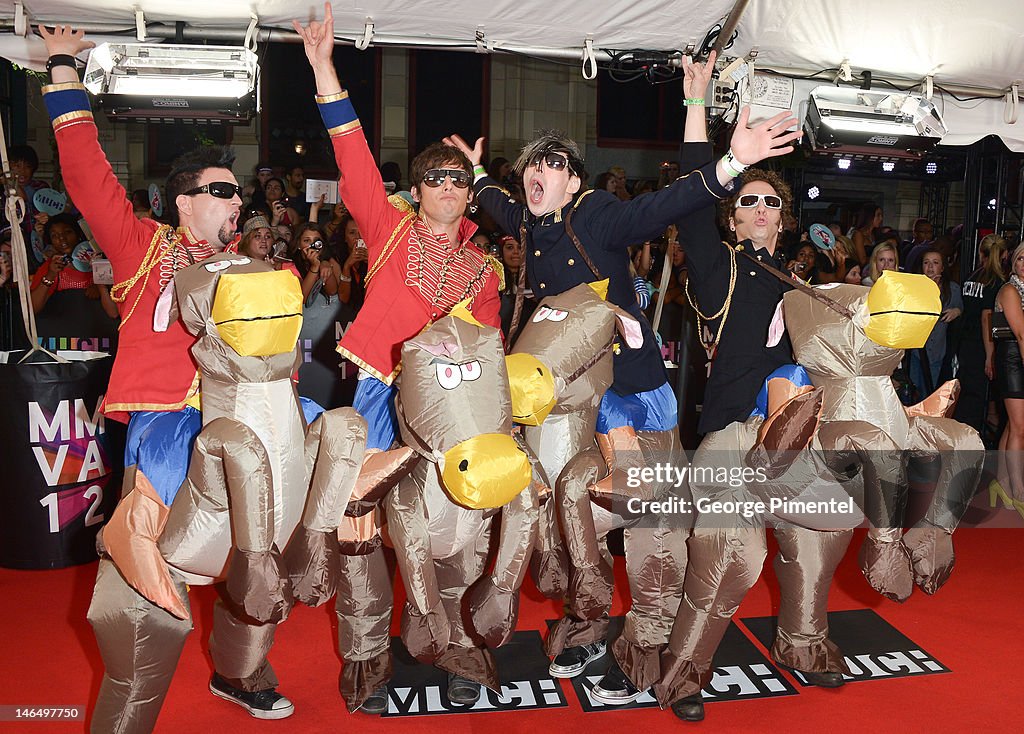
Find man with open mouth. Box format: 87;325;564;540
451;50;801;711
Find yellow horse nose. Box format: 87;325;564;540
441;433;531;509
506;352;556;426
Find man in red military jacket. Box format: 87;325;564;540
299;8;500;458
40;23;296;729
294;5;502;712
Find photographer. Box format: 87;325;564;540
264;176;303;228
334;213;369;310
292;223;341;301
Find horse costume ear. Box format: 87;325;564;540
586;278;610;300
609;305;644;349
449;299;483;327
864;271;941;349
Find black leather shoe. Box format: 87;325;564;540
801;670;845;688
358;686;389;714
670;694;705;722
446;673;481;705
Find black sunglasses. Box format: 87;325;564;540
421;168;470;188
528;151;570;172
183;182;243;200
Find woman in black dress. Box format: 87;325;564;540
991;243;1024;518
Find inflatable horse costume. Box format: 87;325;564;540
89;254;368;733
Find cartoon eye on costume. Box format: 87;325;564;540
459;360;482;381
203;256;251;273
436;362;463;390
532;306;569;323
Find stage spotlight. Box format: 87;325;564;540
926;162;938;174
837;158;851;170
806;185;821;200
882;161;895;172
988;198;997;210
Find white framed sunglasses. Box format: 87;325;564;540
735;193;783;209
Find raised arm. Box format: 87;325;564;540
38;24;150;264
446;134;526;239
294;4;400;262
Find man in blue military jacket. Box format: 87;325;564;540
447;91;802;704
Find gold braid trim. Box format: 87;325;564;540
110;224;177;328
483;254;505;291
366;213;416;285
684;240;738;352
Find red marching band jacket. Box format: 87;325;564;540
317;91;502;385
42;82;219;422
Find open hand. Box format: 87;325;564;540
443;134;485;167
38;23;95;57
729;108;803;166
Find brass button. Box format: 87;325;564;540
756;255;762;261
568;258;575;265
539;283;546;289
749;271;756;276
534;250;541;256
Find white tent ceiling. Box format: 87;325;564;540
1;1;1021;150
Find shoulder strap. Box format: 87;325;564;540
564;190;602;279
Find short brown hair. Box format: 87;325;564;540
718;168;793;237
409;143;473;189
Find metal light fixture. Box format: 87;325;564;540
804;86;946;159
882;161;896;172
83;43;260;123
837;158;851;170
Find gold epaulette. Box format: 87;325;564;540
483;254;505;291
110;224;177;328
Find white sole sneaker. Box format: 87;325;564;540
548;641;607;678
209;679;295;720
589;685;645;706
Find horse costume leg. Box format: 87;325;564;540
770;526;852;675
87;558;192;734
286;407;366;606
386;466;451;663
433;532;500;692
469;484;540;648
817;421;913;602
903;416;985;594
546;447;614;656
208;590;279;691
162;418;292;624
613;521;688;692
654;421;767;706
336;548;394;712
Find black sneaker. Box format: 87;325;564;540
209;673;295;720
589;662;644;705
359;686;389;715
548;640;607;678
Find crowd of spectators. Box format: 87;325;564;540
3;140;1020;447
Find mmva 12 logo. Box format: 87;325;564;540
27;396;111;533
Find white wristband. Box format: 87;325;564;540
721;149;749;178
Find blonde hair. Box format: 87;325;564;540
867;243;899;282
977;234;1007;286
832;235;855;262
1009;243;1024;280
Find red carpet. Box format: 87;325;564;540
2;519;1023;732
